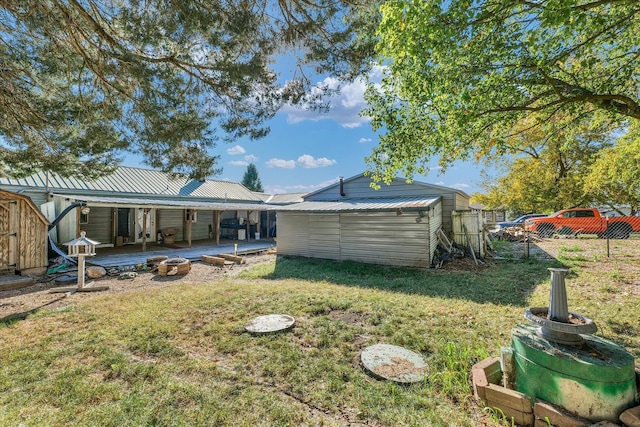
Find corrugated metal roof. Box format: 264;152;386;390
0;166;262;202
53;193;277;211
275;196;441;212
264;193;307;204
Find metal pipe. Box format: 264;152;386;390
548;268;569;322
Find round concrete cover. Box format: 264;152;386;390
361;344;429;384
245;314;295;334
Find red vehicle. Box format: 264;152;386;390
525;208;640;239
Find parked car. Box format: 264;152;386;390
525;208;640;238
491;213;547;231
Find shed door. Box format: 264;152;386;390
0;201;17;270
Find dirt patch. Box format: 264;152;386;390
0;253;275;321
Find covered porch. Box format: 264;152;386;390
88;238;275;268
50;193;277;250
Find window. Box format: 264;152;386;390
495;211;505;222
185;209;198;223
80;212;89;224
484;211;494;221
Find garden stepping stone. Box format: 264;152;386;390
361;344;429;384
245;314;295;334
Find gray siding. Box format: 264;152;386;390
455;193;469;209
278;204;441;268
429;202;443;259
0;187;49;208
277;213;310;257
158;209;184;240
440;193;455;236
82;207;113;244
307;178;432;200
187;210;215;240
305;174;468;236
309;214;340;259
340;212;432;267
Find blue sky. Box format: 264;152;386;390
124;68;489;196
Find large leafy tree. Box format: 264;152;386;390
364;0;639;183
0;1;377;179
584;124;640;214
470;113;615;213
241;163;264;192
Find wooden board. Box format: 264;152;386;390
217;254;245;264
0;275;36;291
201;255;226;265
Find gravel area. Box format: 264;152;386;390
0;253;275;320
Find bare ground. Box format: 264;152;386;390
0;253;276;321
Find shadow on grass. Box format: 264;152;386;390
261;255;564;307
0;295;68;325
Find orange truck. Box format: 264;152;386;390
525;208;640;239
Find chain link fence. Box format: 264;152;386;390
525;215;640;240
488;216;640;260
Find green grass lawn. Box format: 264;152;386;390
1;251;638;426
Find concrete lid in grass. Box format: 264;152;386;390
361;344;429;384
245;314;295;334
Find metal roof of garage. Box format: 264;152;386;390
53;193;277;211
275;196;441;213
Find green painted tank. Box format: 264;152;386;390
512;323;637;422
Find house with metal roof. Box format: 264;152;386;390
275;173;470;268
0;166;277;249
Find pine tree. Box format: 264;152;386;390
241;164;264;192
0;1;379;180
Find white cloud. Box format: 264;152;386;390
297;154;336;169
226;145;246;155
359;137;372;143
266;158;296;169
279;65;385;128
264;177;339;195
449;183;471;190
244;154;258;163
229;160;249;167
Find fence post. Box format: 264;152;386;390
606;216;610;258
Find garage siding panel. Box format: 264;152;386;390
340;212;432;267
429;202;443;259
309;214;340;260
277;213;310;257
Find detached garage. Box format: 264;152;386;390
276;173;469;268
